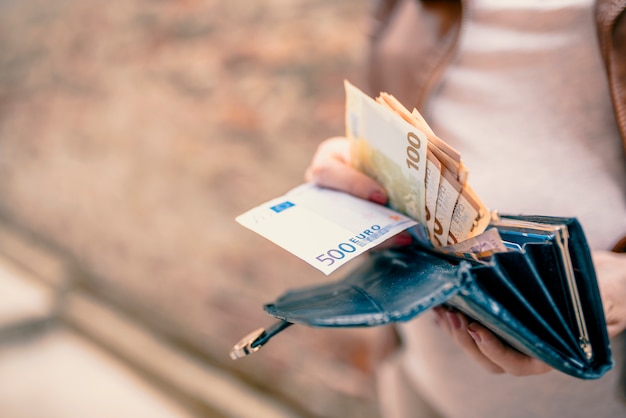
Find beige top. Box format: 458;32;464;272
427;0;626;251
390;1;626;417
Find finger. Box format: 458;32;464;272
592;251;626;338
305;137;387;204
373;231;414;250
433;306;450;331
467;322;553;376
305;137;351;185
307;158;387;203
445;312;505;374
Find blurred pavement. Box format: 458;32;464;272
0;222;301;418
0;1;387;417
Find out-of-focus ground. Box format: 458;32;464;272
0;0;395;417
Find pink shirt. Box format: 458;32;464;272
427;0;626;251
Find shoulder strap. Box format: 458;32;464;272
595;0;626;154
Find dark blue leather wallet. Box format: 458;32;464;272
231;215;612;380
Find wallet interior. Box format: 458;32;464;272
454;215;609;369
258;215;612;378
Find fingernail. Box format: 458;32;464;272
468;323;482;343
369;190;387;205
446;312;462;330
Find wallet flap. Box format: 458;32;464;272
264;246;470;327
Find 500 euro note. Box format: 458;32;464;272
236;81;493;276
236;184;417;275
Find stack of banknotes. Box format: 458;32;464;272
236;81;497;275
345;80;490;247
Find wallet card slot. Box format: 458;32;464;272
449;286;591;377
495;220;593;361
470;263;579;359
524;243;584;354
490;250;582;358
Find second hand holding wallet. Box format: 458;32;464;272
231;214;613;380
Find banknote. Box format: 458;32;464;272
424;151;442;239
447;185;492;245
432;168;462;246
439;227;508;259
346;81;489;246
382;100;467;185
378;92;464;177
346;81;429;225
236;183;417;275
237;81;495;276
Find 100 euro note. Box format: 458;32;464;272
236;81;494;277
345;81;429;226
345;80;490;246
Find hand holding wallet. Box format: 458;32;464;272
230;82;613;379
231;214;612;380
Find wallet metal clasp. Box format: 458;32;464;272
230;328;266;360
230;320;292;360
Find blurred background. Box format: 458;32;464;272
0;0;394;417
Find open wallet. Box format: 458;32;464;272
230;214;613;380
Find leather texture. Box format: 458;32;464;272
266;247;471;327
264;215;613;379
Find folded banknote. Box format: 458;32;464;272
345;80;489;246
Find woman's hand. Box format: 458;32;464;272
433;306;553;376
305;137;388;204
308;138;626;377
433;250;626;376
593;250;626;338
305;136;413;247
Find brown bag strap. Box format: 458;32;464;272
612;235;626;253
